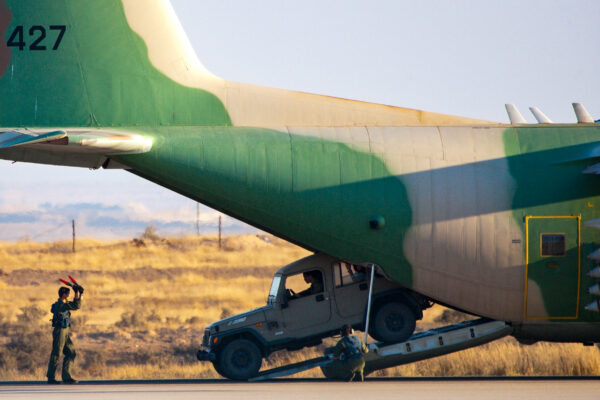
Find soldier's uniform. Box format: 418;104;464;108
297;271;324;297
327;334;368;381
46;297;81;382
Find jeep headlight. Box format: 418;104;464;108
202;329;210;347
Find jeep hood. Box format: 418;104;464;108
208;306;271;330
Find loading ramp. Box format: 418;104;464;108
251;318;512;381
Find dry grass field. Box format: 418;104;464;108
0;233;599;380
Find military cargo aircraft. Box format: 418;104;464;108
0;0;599;352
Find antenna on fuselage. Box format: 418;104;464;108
572;103;595;124
529;107;553;124
505;104;527;124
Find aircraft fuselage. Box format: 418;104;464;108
113;124;600;341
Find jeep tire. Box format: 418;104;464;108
371;301;416;343
216;338;262;380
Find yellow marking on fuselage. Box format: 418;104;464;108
523;216;581;320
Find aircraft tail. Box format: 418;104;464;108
0;0;231;128
0;0;494;129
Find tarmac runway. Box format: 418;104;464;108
1;378;599;400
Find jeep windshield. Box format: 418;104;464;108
267;274;282;304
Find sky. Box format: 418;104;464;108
0;0;598;241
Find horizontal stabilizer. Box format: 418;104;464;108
0;130;66;149
61;130;153;154
0;129;152;169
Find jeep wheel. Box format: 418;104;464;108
211;359;227;378
217;338;262;380
371;301;416;343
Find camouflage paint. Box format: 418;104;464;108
504;125;600;322
0;0;416;286
0;0;230;127
1;0;600;337
0;0;11;76
119;0;495;128
383;126;525;321
525;217;579;319
116;127;415;287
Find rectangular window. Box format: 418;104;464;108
334;262;366;287
541;234;566;257
268;275;282;301
334;263;343;287
285;270;324;299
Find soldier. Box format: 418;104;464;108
296;270;324;297
328;324;369;381
46;285;83;384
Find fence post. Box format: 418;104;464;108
72;219;76;253
196;203;200;236
218;215;222;249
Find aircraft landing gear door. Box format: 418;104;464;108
525;216;580;319
282;270;331;335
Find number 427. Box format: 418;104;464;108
6;25;66;51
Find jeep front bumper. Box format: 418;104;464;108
196;349;216;362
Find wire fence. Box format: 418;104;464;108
2;221;70;242
0;212;244;244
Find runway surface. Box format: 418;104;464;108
1;378;599;400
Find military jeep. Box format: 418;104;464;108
197;253;430;380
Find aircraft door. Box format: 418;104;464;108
282;269;331;334
525;216;580;319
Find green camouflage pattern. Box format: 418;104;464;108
0;0;599;339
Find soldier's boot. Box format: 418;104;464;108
62;356;77;382
46;363;58;383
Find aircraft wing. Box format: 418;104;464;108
0;129;152;169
